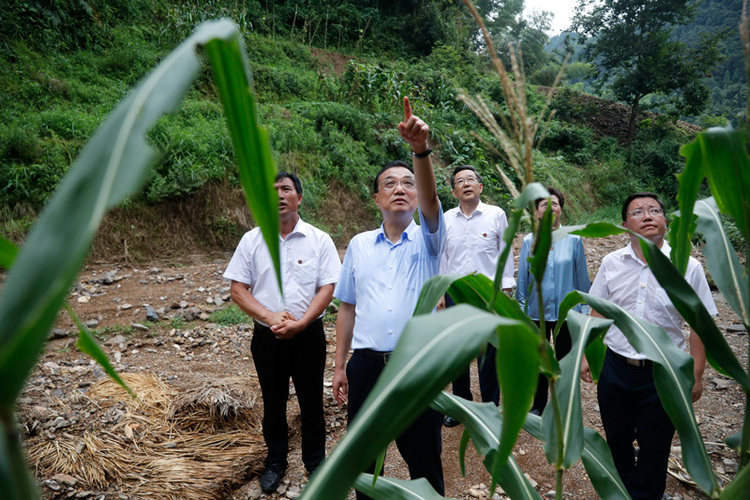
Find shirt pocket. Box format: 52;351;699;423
293;258;318;286
474;230;498;254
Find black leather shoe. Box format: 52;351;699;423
259;463;286;492
443;416;460;427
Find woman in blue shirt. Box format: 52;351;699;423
516;187;591;415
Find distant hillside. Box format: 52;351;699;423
0;0;718;260
547;0;746;123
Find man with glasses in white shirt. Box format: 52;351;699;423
224;171;341;493
333;97;446;498
437;165;515;427
581;192;716;500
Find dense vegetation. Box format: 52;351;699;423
548;0;745;127
0;0;743;257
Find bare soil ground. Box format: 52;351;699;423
18;234;747;500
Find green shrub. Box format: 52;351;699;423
539;121;596;164
208;304;250;326
253;64;319;101
1;127;42;164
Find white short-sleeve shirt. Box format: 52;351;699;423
224;218;341;325
439;201;515;289
589;242;717;359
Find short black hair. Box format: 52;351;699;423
450;165;482;188
622;192;666;221
535;186;565;211
373;160;413;193
276;171;302;195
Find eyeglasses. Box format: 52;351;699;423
454;176;479;187
627;207;664;219
539;201;560;209
380;177;416;192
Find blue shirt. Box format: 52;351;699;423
335;207;446;351
516;231;590;321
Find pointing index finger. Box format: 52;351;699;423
403;96;412;121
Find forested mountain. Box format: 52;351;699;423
0;0;744;258
547;0;745;125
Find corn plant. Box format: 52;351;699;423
299;2;749;500
0;20;281;500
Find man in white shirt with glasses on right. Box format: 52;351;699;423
581;192;716;500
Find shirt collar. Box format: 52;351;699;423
375;219;418;244
281;217;308;240
455;200;485;219
623;240;671;263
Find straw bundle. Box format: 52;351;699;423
26;373;264;499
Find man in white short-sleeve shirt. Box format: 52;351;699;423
224;172;341;493
437;165;514;426
581;192;717;500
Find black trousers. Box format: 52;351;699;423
347;349;445;499
597;349;675;500
450;344;500;404
251;318;326;471
447;294;499;405
531;320;572;412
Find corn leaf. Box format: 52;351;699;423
524;412;629;499
431;392;543;499
721;462;750;500
0;20;280;499
300;305;535;500
670;135;704;274
493;202;523;295
690;127;750;249
67;304;135;398
0;236;18;268
554;222;628;242
555;291;607;383
693;198;749;326
579;292;721;497
204;35;281;292
354;474;456;499
639;238;750;390
543;311;613;468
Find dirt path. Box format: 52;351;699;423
18;235;747;499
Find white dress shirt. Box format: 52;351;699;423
589;242;717;359
224;218;341;325
440;201;515;289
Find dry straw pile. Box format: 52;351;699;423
26;373;265;499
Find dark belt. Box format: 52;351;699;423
611;350;652;367
354;348;393;364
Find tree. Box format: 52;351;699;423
571;0;722;141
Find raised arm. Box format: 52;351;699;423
398;97;439;232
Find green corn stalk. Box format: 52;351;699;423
0;19;281;499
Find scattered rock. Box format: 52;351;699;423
119;303;133;311
49;328;70;339
726;324;747;334
105;335;128;347
52;473;77;486
85;319;99;328
711;378;736;390
145;306;159;322
286;485;301;498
